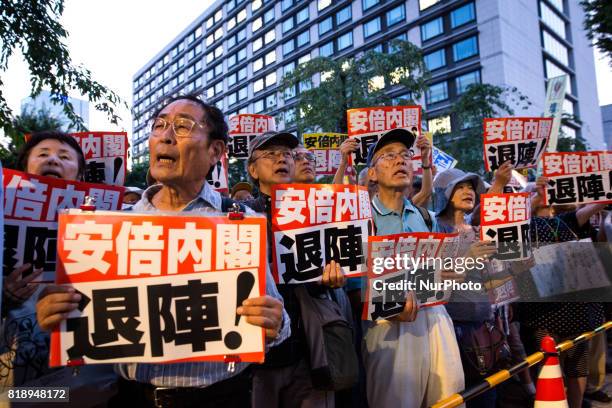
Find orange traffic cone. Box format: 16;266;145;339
534;336;568;408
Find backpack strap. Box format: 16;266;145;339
415;205;433;232
221;197;246;213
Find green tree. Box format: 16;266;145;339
436;84;531;174
124;159;149;189
556;113;589;152
0;0;125;135
580;0;612;64
0;106;64;169
279;40;430;134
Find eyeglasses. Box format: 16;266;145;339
294;152;316;163
150;117;206;138
375;150;414;164
252;150;295;162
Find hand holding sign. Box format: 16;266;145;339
237;295;283;342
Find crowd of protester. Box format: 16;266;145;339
1;94;610;408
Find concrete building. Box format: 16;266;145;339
602;104;612;149
21;90;89;131
131;0;605;163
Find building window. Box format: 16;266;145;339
421;17;444;41
319;17;333;35
426;81;448;104
297;30;310;47
362;0;379;12
452;36;478;61
540;1;566;39
297;7;309;24
265;50;276;65
252;17;263;32
265;29;275;44
282;19;294;33
337;5;352;25
451;2;475;28
283;40;295;56
337;31;353;51
320;41;334;57
424;49;446;70
254;78;264;93
548;0;564;13
420;0;441;10
254;98;265;113
364;17;381;38
455;70;480;94
281;0;293;11
318;0;332;11
544;59;571;91
428;115;451;134
253;37;263;52
386;4;405;27
264;8;274;23
228;92;237;106
542;30;569;65
238;86;248;100
266;93;277;108
563;98;574;115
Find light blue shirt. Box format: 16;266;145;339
116;182;291;387
371;195;440;235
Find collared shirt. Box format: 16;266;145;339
370;194;440;235
116;182;291;387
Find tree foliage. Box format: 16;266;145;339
0;0;125;135
580;0;612;64
436;84;532;175
280;40;430;134
0;106;64;169
556;113;589;152
125;159;149;189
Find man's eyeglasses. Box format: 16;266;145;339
150;117;206;138
252;150;294;162
294;152;316;163
375;150;414;164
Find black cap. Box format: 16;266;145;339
366;128;416;167
248;131;299;159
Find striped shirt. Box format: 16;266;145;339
116;182;291;387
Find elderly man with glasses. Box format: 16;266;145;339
244;132;344;408
361;128;464;408
292;144;316;183
36;95;290;408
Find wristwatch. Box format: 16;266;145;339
421;164;432;169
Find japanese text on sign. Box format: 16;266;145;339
227;114;275;159
50;211;267;366
542;151;612;205
70;132;128;185
271;184;372;284
480;193;532;261
346;106;422;168
483;118;552;171
3;169;124;282
363;232;460;321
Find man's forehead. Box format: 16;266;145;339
33;140;76;153
158;99;205;120
376;142;410;154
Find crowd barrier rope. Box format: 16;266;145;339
431;321;612;408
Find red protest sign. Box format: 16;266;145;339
70;132;129;185
270;184;372;284
480;193;532;261
362;232;459;321
542;151;612;205
227;114;276;159
346;106;427;172
50;211;267;366
483;118;552;172
3;169;125;282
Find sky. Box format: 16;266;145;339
2;0;611;134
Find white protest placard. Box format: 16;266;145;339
50;211;267;366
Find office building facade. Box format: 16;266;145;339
131;0;604;163
21;90;89;131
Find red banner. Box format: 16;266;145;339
50;211;267;366
270;184;372;284
3;169;124;282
